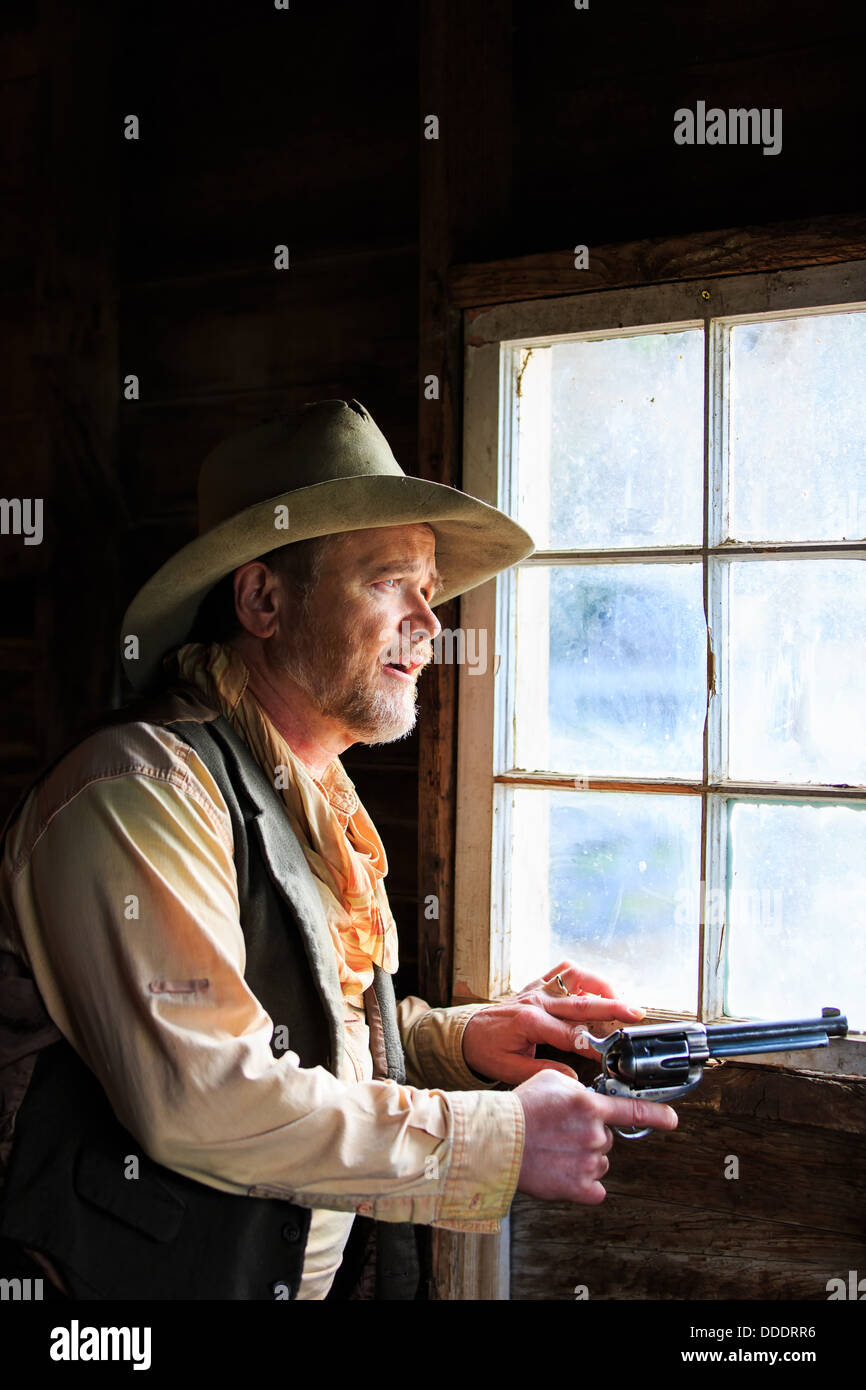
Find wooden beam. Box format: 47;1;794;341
417;0;513;1011
417;0;513;1303
451;211;866;310
511;1190;866;1300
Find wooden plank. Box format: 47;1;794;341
452;342;507;1002
416;0;459;1011
415;590;460;1008
118;249;417;408
519;1055;866;1245
664;1060;866;1133
511;1190;866;1263
452;214;866;310
417;0;513;1015
431;1224;510;1302
590;1117;866;1237
510;1191;866;1300
512;1244;865;1302
418;0;514;1302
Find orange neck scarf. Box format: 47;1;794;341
174;641;398;1001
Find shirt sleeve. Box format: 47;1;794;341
2;734;524;1233
397;995;505;1091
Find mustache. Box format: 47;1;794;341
378;639;432;669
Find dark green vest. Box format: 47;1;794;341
0;682;419;1299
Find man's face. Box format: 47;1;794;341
272;523;443;745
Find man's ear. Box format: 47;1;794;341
233;560;284;639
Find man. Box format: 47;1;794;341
0;400;676;1300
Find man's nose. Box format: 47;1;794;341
408;592;441;643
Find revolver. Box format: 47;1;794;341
585;1006;848;1139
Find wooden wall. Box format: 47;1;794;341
112;0;424;993
508;1051;866;1300
2;0;864;1300
0;0;424;991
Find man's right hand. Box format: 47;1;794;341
515;1070;678;1204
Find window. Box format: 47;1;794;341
455;258;866;1066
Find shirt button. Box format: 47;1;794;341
282;1224;301;1243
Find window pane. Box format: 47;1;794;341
514;329;704;549
728;310;866;542
726;801;866;1029
515;564;706;778
727;559;866;784
509;788;701;1011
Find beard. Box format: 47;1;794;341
271;602;420;745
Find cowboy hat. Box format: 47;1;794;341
120;398;535;690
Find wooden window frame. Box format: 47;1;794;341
425;215;866;1300
456;256;866;1049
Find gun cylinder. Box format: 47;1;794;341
615;1032;709;1083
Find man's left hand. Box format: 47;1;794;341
461;960;646;1085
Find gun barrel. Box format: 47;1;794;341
705;1008;847;1060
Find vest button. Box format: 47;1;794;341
282;1223;301;1243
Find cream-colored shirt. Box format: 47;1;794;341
0;718;525;1298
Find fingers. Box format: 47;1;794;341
512;1005;586;1054
527;961;646;1024
515;1075;621;1204
598;1094;679;1133
539;989;646;1024
543;961;619;998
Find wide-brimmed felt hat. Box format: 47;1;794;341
120;398;536;691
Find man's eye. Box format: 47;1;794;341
377;578;398;589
